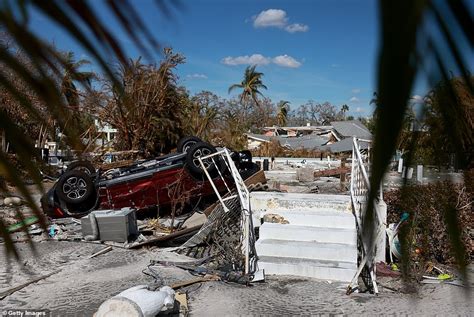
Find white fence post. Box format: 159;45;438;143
397;158;403;173
375;200;387;263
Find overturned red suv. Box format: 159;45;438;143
41;137;258;218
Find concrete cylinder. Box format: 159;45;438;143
417;165;423;183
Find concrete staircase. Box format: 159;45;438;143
251;192;357;282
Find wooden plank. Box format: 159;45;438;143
0;270;60;300
244;169;267;186
128;225;202;249
314;166;350;177
170;275;219;290
88;246;113;259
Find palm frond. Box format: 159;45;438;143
228;83;243;94
0;0;177;257
367;0;472;283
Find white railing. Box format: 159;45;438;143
197;148;254;276
348;137;385;295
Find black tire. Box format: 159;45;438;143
66;160;96;175
239;162;260;180
239;150;252;162
56;170;95;204
239;150;253;168
177;136;202;153
185;142;218;176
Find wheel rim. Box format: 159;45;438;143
62;176;88;200
73;166;92;175
183;141;197;153
192;148;213;170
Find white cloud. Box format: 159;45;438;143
355;107;364;113
253;9;308;33
272;55;302;68
331;63;340;68
253;9;288;28
186;73;208;79
350;96;360;103
221;54;271;66
285;23;309;33
351;88;361;94
222;54;302;68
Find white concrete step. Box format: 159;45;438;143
256;239;357;263
259;210;355;229
251;192;351;213
259;223;356;245
258;256;357;282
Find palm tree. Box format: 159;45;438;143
59;52;96;137
276;100;290;126
228;65;267;108
61;52;95;110
341;104;349;120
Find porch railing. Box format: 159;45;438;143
348;137;385;295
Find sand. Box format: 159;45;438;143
0;241;472;316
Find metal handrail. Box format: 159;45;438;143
352;137;370;190
348;136;382;295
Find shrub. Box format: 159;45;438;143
384;181;472;265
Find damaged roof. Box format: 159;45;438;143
247;133;328;150
323;137;370;153
280;134;329;150
330;120;372;139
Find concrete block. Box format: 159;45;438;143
262;214;289;224
296;167;315;182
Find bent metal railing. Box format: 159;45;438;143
197;148;257;278
348;137;384;295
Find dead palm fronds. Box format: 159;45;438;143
0;0;178;258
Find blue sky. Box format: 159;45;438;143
29;0;472;117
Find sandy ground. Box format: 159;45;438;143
1;241;472;316
0;169;471;316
